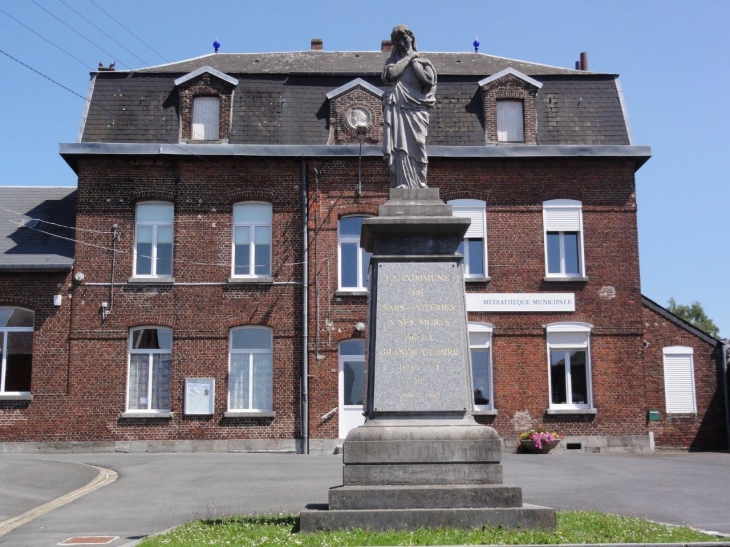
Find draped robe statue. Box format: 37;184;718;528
382;25;437;189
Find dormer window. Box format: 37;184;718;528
479;68;541;145
192;97;220;141
496;99;524;143
326;78;384;145
174;66;238;143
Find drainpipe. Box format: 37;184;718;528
722;338;730;452
301;159;309;454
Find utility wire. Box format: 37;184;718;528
0;205;112;234
0;7;91;69
0;215;320;270
57;0;149;67
29;0;130;69
87;0;170;64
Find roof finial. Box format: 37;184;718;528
213;40;221;53
473;35;480;53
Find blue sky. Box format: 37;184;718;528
1;0;728;337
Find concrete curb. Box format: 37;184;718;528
0;463;118;537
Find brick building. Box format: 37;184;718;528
1;42;727;453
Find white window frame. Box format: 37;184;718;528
546;322;592;410
662;346;697;414
192;96;220;141
228;326;273;412
231;202;273;278
133;201;174;278
449;199;487;278
543;199;585;278
0;307;34;394
126;326;172;413
496;99;525;143
338;216;371;292
468;322;493;410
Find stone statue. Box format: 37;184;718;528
382;25;437;189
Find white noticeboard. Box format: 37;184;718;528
466;293;575;312
184;378;215;415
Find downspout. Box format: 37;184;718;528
301;158;309;454
722;338;730;452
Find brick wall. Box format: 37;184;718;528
643;304;727;451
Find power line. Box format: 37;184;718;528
87;0;169;64
57;0;150;67
0;215;319;271
29;0;131;69
0;205;112;234
0;7;91;69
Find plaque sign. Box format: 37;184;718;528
371;261;470;413
465;293;575;313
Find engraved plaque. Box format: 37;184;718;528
371;261;470;413
346;107;372;129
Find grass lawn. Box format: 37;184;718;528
137;511;720;546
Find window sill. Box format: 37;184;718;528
224;411;275;418
0;393;33;401
127;277;175;285
546;408;597;415
465;276;491;283
543;276;588;283
335;290;368;297
227;276;274;284
472;409;497;416
120;411;173;419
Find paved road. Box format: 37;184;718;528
0;451;728;547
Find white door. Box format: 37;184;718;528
338;339;366;438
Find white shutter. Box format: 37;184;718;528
497;100;524;142
192;97;220;140
544;206;581;232
663;349;696;413
451;202;486;239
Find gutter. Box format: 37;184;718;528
301;158;309;455
59;143;652;172
0;262;73;271
722;338;730;452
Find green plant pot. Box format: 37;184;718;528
520;438;560;454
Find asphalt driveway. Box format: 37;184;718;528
0;451;728;547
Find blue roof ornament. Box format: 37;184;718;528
473;36;480;53
213;40;221;53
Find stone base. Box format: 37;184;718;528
299;503;557;532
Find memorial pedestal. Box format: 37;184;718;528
300;189;556;532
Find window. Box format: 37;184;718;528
662;346;697;413
229;327;273;412
450;199;487;278
232;203;272;278
497;100;524;142
338;216;371;291
469;322;493;410
134;202;174;278
127;327;172;412
192;97;220;141
0;307;34;394
546;322;592;409
543;199;584;278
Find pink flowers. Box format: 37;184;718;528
519;428;561;450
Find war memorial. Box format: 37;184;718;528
299;25;556;532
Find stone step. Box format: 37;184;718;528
299;503;556;533
343;462;503;486
344;438;501;464
329;484;522;510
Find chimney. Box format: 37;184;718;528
311;38;323;51
580;51;588;71
575;61;580;70
381;40;393;53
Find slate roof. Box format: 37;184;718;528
80;51;631;146
0;187;76;270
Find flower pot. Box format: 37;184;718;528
520;438;560;454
